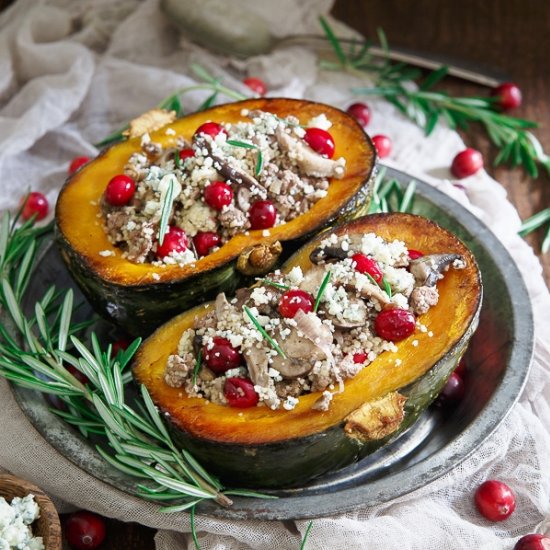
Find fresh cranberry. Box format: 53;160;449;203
224;377;259;408
203;337;241;374
278;289;315;318
204;181;233;211
112;338;131;356
304;128;335;158
243;77;267;96
64;510;106;550
374;308;416;341
68;156;90;175
372;134;392;158
451;148;483;178
178;148;195;162
514;534;550;550
435;372;464;409
346;102;371;127
156;226;188;259
492;82;522;112
104;174;136;206
193;231;220;257
67;365;90;386
351;253;383;283
454;356;467;377
249;200;277;230
21;192;49;221
353;352;368;364
407;249;424;260
474;480;516;521
193;121;227;140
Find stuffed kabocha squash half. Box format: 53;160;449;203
133;213;482;489
55;98;376;335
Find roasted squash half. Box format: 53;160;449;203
133;213;482;488
55;98;376;335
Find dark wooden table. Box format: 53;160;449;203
0;0;546;547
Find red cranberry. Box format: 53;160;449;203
435;372;465;409
249;200;277;230
193;121;227;140
203;337;241;374
407;249;424;260
68;156;90;175
492;82;522;112
21;192;49;221
304;128;335;158
156;226;188;259
454;356;467;377
474;480;516;521
67;365;90;386
178;148;195;162
193;231;221;257
243;77;267;96
278;289;315;318
351;253;383;283
104;174;136;206
204;181;233;211
346;102;371;127
353;352;368;364
374;308;416;341
514;534;550;550
451;148;483;179
112;338;131;356
64;510;106;550
372;134;392;158
224;377;259;408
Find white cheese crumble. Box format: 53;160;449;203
99;250;115;257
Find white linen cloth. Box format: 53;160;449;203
0;1;549;548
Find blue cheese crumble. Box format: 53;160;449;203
0;494;44;550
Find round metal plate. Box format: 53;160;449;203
13;167;534;520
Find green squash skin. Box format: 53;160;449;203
54;170;375;337
163;305;480;489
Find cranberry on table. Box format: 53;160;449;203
249;200;277;230
492;82;522;112
21;192;49;221
104;174;136;206
243;77;267;96
346;102;371;127
203;337;242;374
353;352;368;364
435;372;465;409
178;148;195;162
68;156;90;175
64;510;106;550
514;534;550;550
304;128;335;159
224;377;259;408
193;121;227;140
451;148;484;179
371;134;392;159
156;226;188;259
407;249;424;260
112;338;131;356
204;181;233;211
351;253;383;283
374;308;416;342
454;356;468;377
278;289;315;318
193;231;221;257
474;480;516;521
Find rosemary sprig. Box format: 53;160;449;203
243;305;286;358
382;277;393;298
519;208;550;253
158;175;177;245
300;521;314;550
258;279;290;291
192;349;202;386
313;272;331;313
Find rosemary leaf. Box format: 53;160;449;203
181;449;223;491
365;272;378;286
383;278;392;298
158;175;176;246
95;445;150;478
150;471;216;500
57;290;74;352
243;306;286;359
14;239;36;299
159;500;203;514
314;272;331;313
518;208;550;236
1;279;24;332
258;279;290;291
198;91;218;112
191;63;219;85
223;489;278;499
0;212;10;268
300;521;314;550
174;150;182;170
115;337;142;371
319;16;347;65
92;394;131;441
255;150;264;176
542;225;550;254
140;384;172;443
190;505;201;550
399;180;416;213
192;349;202;386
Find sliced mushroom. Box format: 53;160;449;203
325;295;368;329
309;246;348;264
344;280;391;306
298;264;327;294
242;346;270;387
409;254;464;287
275;126;346;179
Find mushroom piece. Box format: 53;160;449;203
298;264;327;294
309;246;349;264
344;280;391;306
242;346;271;387
409;254;464;287
275;126;346;179
325;295;368;329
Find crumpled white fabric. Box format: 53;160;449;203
0;1;549;549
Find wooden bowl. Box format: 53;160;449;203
0;474;62;550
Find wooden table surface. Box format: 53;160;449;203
0;0;546;547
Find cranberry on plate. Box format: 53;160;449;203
407;249;424;260
371;134;392;159
243;77;267;96
203;337;242;374
193;231;221;257
178;148;195;162
474;480;516;521
64;510;106;550
224;377;259;408
204;181;233;211
374;307;416;342
351;253;383;283
249;200;277;230
193;121;227;140
104;174;136;206
278;289;315;318
346;102;371;127
21;192;49;221
304;128;335;158
451;148;483;179
156;226;188;259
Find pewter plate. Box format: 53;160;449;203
12;167;534;520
